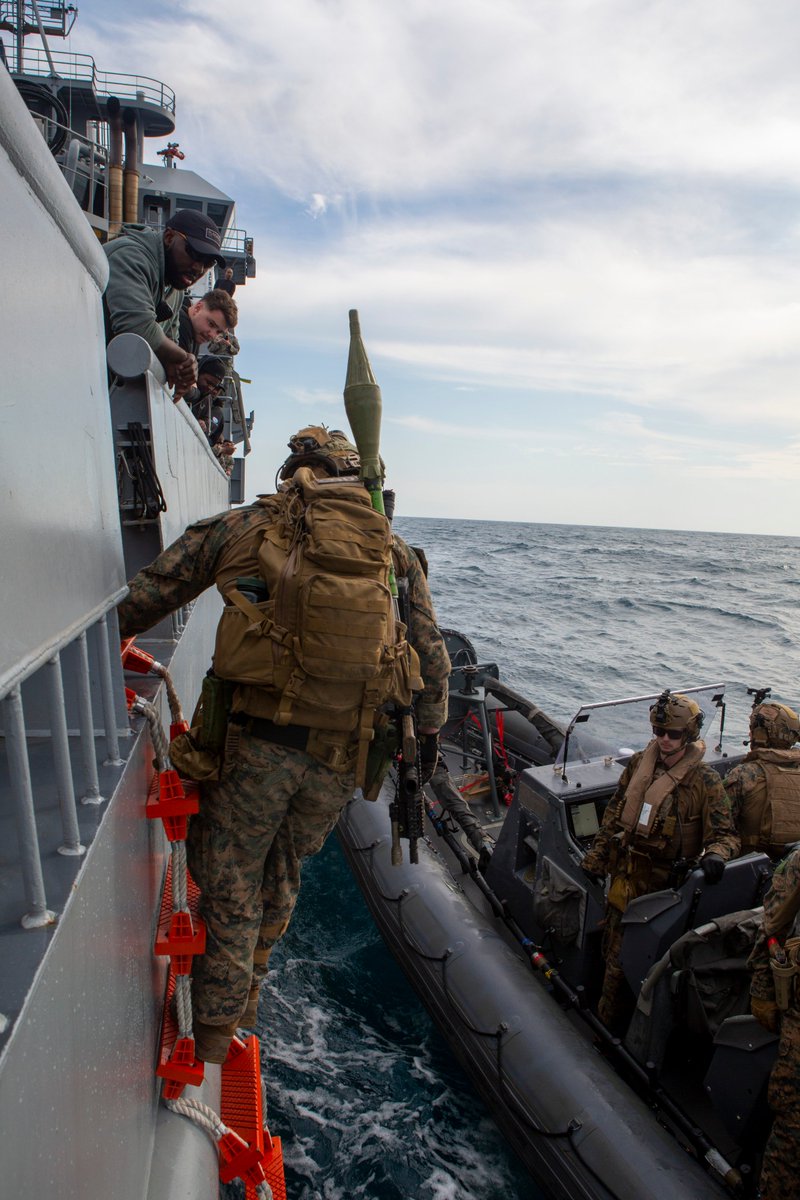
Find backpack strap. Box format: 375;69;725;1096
225;588;293;648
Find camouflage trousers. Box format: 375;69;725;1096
760;1007;800;1200
597;905;636;1034
186;729;354;1028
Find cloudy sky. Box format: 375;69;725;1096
56;2;800;531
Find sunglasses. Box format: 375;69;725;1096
653;727;683;740
175;231;217;269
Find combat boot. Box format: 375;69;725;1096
193;1017;240;1064
238;982;262;1030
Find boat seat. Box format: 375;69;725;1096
625;907;764;1071
533;855;587;946
704;1014;778;1140
620;853;773;998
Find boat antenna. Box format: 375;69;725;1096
711;691;725;753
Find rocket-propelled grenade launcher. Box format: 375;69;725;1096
343;310;423;865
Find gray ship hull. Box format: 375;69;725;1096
1;60;230;1199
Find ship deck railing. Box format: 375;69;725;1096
0;599;130;1040
11;46;176;114
42;119;109;229
220;226;250;255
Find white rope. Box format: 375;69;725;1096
153;662;185;725
166;1097;227;1139
134;698;170;771
174;974;192;1037
172;840;188;910
166;1101;275;1199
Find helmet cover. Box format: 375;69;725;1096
750;702;800;749
279;425;361;480
649;690;703;740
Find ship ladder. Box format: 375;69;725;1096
122;639;287;1200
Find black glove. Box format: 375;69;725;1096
418;732;439;786
700;853;725;884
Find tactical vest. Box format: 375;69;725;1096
739;749;800;857
607;744;706;909
212;467;422;784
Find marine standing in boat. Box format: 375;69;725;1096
724;701;800;858
117;426;450;1064
749;845;800;1200
581;691;740;1031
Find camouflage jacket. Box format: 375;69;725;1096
582;747;740;879
749;847;800;1001
725;758;769;812
724;748;800;856
117;502;450;730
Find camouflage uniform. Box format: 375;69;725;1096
724;748;800;859
118;502;449;1057
207;330;240;356
211;443;234;475
749;848;800;1200
582;748;739;1031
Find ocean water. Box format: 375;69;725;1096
249;519;800;1200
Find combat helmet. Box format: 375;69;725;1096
649;691;703;742
750;701;800;749
279;425;361;480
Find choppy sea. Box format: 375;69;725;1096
246;519;800;1200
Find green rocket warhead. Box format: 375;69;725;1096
344;309;383;485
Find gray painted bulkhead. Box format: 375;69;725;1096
1;64;229;1200
0;64;126;700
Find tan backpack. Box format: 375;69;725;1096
212;467;421;782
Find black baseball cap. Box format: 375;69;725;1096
197;355;227;381
166;209;226;267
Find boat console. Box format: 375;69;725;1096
486;684;750;996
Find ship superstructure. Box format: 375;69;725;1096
2;0;256;492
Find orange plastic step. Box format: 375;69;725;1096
221;1035;286;1200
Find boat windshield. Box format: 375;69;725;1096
556;683;727;765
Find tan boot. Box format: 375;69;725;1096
193;1017;240;1065
238;983;262;1031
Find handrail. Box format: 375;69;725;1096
1;601;127;928
13;46;176;113
220;227;251;254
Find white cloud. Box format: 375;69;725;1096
239;200;800;431
82;0;800;197
66;0;800;531
285;386;342;408
307;194;328;218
